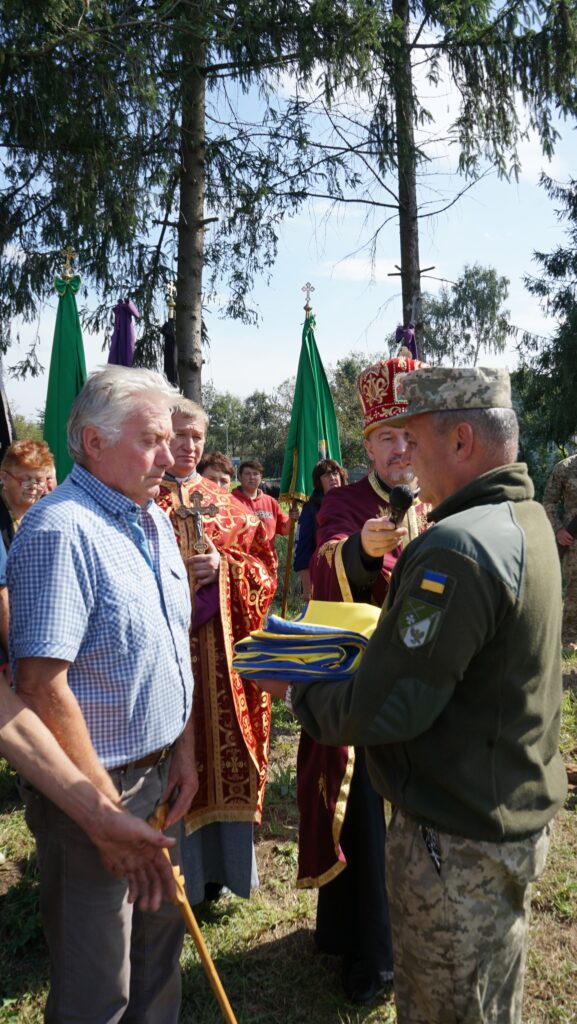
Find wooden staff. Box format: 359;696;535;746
148;804;238;1024
281;498;301;618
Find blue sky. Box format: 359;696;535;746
4;113;575;420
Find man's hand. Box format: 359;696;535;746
186;536;220;587
361;516;408;559
87;806;177;912
253;678;290;700
557;527;575;548
162;719;199;829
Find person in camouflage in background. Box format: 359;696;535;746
543;452;577;648
258;366;567;1024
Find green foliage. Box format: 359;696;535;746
0;0;383;375
0;998;20;1024
274;2;577;336
549;875;577;921
202;387;246;457
202;348;379;480
421;264;510;366
271;533;303;617
517;175;577;448
559;689;577;759
270;697;300;736
0;694;576;1021
11;413;43;443
239;391;291;477
512;370;568;501
268;763;297;802
202;381;293;476
3;1;577;386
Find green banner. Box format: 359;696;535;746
44;275;87;483
279;315;342;503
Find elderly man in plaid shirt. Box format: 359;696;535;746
8;366;196;1024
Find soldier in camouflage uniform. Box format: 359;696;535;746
543;453;577;647
258;366;567;1023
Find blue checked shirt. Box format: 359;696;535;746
7;464;193;768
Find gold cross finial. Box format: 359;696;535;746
301;281;315;318
61;246;76;280
166;280;177;317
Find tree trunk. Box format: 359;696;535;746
176;45;206;402
392;0;423;354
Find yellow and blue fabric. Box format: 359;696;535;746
232;600;380;682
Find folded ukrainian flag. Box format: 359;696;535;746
232;600;381;682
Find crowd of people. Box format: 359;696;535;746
0;354;570;1024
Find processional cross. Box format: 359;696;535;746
166;280;177;318
301;281;315;316
61;246;76;280
175;491;218;553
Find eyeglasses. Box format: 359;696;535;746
2;470;46;490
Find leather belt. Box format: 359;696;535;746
110;744;173;774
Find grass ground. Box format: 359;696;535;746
1;675;576;1023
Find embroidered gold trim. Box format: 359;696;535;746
296;859;348;889
331;744;355;860
367;470;392;501
334;540;354;603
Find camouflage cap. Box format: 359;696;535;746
390;366;512;424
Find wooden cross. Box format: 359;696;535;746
175;490;218;553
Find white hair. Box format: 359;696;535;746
68;365;180;463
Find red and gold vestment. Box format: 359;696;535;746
157;477;277;832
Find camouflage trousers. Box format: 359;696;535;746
561;545;577;644
386;809;550;1024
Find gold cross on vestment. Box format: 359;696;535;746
175;491;218;553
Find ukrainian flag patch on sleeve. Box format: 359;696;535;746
420;569;447;595
393;564;454;653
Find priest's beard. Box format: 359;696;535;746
384;464;416;486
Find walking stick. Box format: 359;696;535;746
148;804;238;1024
